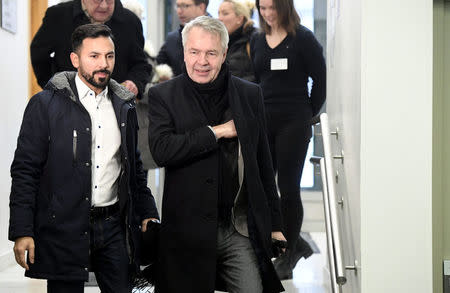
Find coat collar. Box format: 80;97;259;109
46;71;135;104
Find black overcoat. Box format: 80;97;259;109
148;73;284;293
9;72;159;281
30;0;151;99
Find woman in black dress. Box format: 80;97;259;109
251;0;326;280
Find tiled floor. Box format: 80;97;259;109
0;232;331;293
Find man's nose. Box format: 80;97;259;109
99;56;109;68
198;53;208;64
98;1;109;9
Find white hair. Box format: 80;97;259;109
122;0;144;20
182;16;229;53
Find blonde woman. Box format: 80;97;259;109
218;0;256;81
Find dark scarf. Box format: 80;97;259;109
184;64;239;225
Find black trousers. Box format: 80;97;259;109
266;111;312;250
47;209;131;293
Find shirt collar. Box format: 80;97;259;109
75;73;108;100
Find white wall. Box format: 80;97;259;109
360;0;433;292
327;0;434;292
326;0;362;291
0;1;30;270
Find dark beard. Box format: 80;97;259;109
81;69;111;90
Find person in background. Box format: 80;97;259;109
10;24;159;293
251;0;326;280
148;16;286;293
218;0;256;82
30;0;151;99
156;0;209;77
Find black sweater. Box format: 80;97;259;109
250;25;326;120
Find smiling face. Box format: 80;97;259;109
183;26;227;84
218;2;244;34
82;0;115;23
258;0;279;28
70;36;115;94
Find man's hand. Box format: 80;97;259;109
122;80;138;96
212;120;237;139
13;237;35;270
271;231;287;242
141;218;159;232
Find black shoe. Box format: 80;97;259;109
273;253;293;280
289;236;314;269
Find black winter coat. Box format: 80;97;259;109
156;26;184;77
148;73;284;293
30;0;151;99
9;72;159;281
226;25;256;82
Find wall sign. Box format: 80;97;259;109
1;0;17;34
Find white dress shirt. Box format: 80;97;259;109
75;74;122;207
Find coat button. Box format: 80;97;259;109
86;127;90;132
84;267;88;271
121;123;125;127
85;162;90;167
206;178;214;184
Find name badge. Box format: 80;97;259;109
270;58;288;70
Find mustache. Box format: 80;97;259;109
93;69;111;75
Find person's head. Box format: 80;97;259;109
256;0;300;35
70;24;115;94
182;16;228;84
81;0;115;24
122;0;144;20
218;0;254;34
175;0;209;25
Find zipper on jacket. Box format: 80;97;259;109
73;129;77;164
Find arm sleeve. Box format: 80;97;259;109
130;108;159;220
147;87;219;167
30;7;59;89
125;16;152;100
9;95;50;241
254;86;282;232
155;40;171;67
301;30;326;116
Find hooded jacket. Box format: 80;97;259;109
9;71;158;281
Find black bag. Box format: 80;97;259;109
141;220;160;266
134;220;160;291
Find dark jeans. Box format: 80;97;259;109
47;210;130;293
266;112;312;250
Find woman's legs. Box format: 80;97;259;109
267;114;312;279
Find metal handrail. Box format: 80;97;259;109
310;156;341;293
311;113;346;285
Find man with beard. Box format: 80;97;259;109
9;24;159;293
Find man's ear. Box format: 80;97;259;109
70;52;80;69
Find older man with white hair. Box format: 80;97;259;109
148;16;286;293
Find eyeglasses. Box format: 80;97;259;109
92;0;114;4
175;3;194;10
